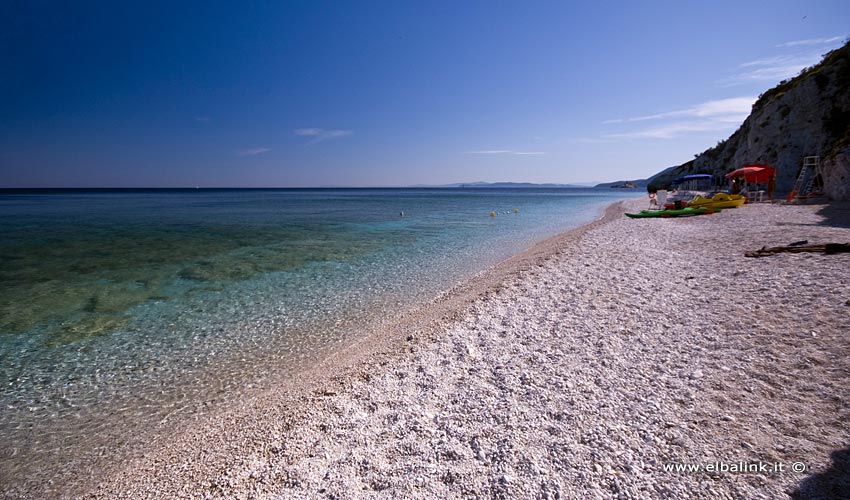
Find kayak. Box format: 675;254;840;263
625;207;717;218
625;207;716;218
688;193;746;209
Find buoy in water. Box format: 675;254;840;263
489;211;495;217
513;209;519;213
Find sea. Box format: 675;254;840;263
0;187;636;495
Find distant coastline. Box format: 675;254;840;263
429;181;596;188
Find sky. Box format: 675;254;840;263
1;0;848;187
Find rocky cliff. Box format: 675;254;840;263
652;40;850;200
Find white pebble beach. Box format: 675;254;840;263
85;198;850;500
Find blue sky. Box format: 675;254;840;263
1;0;848;187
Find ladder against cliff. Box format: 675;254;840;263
788;156;823;201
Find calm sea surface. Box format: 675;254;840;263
0;187;635;494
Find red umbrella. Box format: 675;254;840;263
724;164;776;183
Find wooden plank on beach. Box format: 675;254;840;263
745;243;850;257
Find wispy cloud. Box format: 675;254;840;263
604;97;755;124
690;97;757;120
776;36;844;48
294;128;353;143
236;147;271;156
720;36;845;87
464;150;547;155
720;53;822;86
737;55;800;69
602;96;756;140
605;121;739;140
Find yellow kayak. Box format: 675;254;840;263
688;193;746;209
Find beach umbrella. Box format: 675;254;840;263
724;164;776;183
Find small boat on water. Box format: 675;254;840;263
625;207;717;218
687;192;746;209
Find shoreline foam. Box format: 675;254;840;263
57;199;850;498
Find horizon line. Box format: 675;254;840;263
0;182;614;191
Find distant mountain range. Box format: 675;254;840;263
414;181;599;188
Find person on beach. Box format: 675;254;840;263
767;175;776;201
647;185;659;209
731;178;741;195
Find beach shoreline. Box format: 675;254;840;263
0;191;627;499
66;199;850;498
62;200;624;500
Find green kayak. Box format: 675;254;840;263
625;207;718;218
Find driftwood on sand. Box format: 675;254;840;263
745;242;850;257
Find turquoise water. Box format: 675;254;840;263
0;187;634;495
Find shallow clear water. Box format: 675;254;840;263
0;187;635;494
